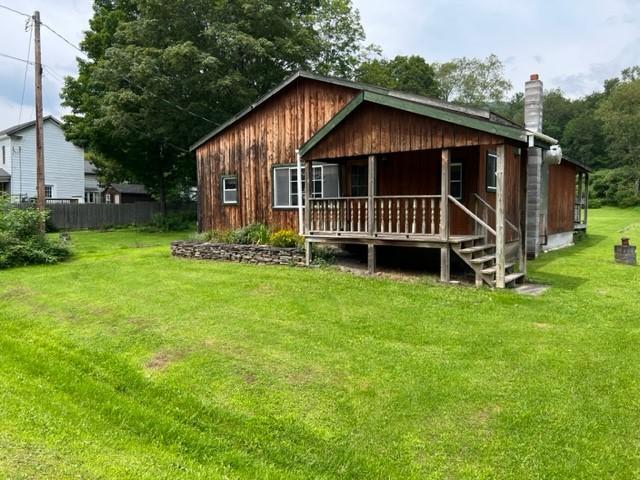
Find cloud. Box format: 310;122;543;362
0;0;92;130
353;0;640;98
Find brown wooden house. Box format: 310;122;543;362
191;72;590;288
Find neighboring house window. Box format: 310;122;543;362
450;163;462;200
105;193;112;204
45;185;53;198
350;165;367;197
85;191;100;203
486;150;497;192
273;164;332;208
1;146;5;164
221;175;238;204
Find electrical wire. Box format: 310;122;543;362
18;21;33;124
0;3;30;18
40;21;217;125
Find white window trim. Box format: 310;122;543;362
486;151;497;192
221;175;238;205
273;165;324;209
450;163;463;200
44;184;54;199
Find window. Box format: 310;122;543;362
105;193;112;204
85;191;100;203
450;163;462;200
221;175;238;204
1;146;5;165
350;165;367;196
486;150;497;192
273;165;331;208
45;185;53;198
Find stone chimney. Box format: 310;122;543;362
524;73;543;132
525;73;545;258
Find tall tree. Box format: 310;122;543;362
62;0;372;211
355;55;440;97
434;54;512;106
597;75;640;184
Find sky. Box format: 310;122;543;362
0;0;638;131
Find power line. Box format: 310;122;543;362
18;22;33;124
39;20;218;125
0;51;34;65
0;3;30;18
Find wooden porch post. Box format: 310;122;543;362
440;149;450;283
304;159;312;266
584;173;589;228
367;154;376;274
577;172;583;224
495;144;506;288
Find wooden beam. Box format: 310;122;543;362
584;173;589;228
440;149;450;283
495;144;506;288
304;159;312;235
367;155;377;275
440;149;450;240
577;171;583;224
304;238;312;266
367;155;376;236
367;243;376;274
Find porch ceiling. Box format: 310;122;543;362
299;91;528;159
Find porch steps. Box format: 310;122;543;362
481;263;514;275
469;254;496;264
451;241;524;289
459;244;495;254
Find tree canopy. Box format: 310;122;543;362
62;0;373;208
355;55;440;97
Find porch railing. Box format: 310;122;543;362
308;195;441;236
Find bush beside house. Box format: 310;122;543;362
0;196;72;269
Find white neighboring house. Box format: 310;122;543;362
0;116;85;203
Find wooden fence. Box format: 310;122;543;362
17;202;161;230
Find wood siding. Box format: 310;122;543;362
196;78;358;231
548;161;577;234
303;102;502;161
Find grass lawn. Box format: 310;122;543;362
1;208;639;479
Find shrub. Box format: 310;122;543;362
141;211;196;232
268;229;303;248
0;197;72;269
233;223;271;245
590;167;640;207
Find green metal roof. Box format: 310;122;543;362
189;71;529;152
298;90;529;157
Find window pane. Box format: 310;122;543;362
224;178;237;191
486;152;497;190
225;189;238;203
350;165;367;197
322;164;339;198
451;164;462;181
451;181;462;199
274;168;290;206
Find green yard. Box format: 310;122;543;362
1;208;639;479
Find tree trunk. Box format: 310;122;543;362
158;144;167;216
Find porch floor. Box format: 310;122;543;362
306;233;482;249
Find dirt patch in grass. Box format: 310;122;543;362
144;350;186;372
0;285;35;301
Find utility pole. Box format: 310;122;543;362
33;10;45;223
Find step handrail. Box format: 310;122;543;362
473;193;520;234
448;195;497;237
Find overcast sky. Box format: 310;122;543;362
0;0;638;131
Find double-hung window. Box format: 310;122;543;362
45;185;53;199
273;164;334;208
450;163;463;200
221;175;238;204
486;150;497;192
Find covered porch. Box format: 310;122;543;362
301;144;526;288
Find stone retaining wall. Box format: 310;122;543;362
171;241;306;266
